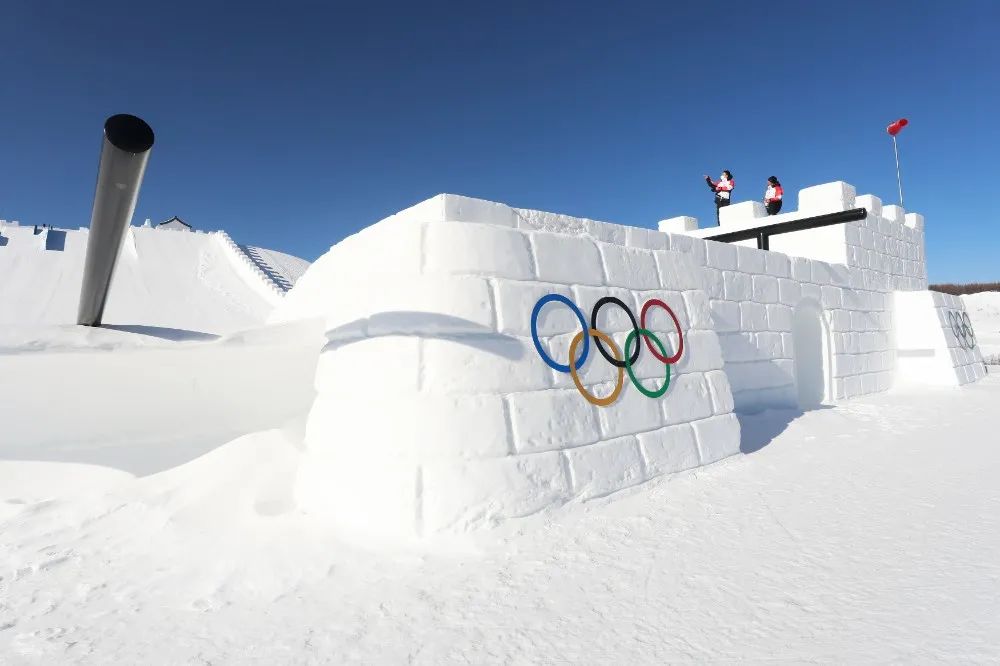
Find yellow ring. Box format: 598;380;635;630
569;328;625;407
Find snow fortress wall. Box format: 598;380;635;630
275;180;986;538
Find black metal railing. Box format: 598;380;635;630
702;207;868;250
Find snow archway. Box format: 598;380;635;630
792;299;830;409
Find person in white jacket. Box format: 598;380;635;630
704;170;734;225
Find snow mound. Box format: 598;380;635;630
0;317;324;475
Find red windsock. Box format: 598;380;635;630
887;118;909;136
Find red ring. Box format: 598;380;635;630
640;299;684;364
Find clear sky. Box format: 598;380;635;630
0;1;996;282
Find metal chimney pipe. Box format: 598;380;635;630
77;114;155;326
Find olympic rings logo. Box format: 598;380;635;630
947;310;977;350
530;294;685;407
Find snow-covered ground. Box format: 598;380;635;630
0;320;323;475
2;223;996;662
963;291;1000;362
2;367;999;662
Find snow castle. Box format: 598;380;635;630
1;179;986;541
272;180;987;539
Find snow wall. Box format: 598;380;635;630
272;180;987;539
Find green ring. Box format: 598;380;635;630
624;328;671;398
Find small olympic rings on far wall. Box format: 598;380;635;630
530;294;685;406
947;310;977;350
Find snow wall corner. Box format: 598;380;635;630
892;290;988;386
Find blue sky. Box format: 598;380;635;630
0;1;995;282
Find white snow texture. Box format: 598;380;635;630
269;181;986;539
1;183;998;663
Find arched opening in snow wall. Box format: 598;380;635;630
792;299;830;409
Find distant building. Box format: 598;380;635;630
158;216;192;232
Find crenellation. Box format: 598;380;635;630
658;215;698;234
798;181;857;213
904;212;924;231
882;205;905;225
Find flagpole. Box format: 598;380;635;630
892;134;904;208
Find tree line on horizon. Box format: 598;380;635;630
929;282;1000;296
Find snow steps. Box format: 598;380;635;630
214;231;286;302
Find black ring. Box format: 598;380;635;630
104;114;155;153
590;296;641;368
961;312;976;347
948;311;963;345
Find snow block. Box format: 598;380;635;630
719;201;767;226
710;299;741;333
855;194;883;219
655;249;705;291
882;205;905;225
904;213;924;231
596;378;666;439
637;424;700;477
737;245;767;274
658;216;699;233
566;436;647;499
692;414;741;464
798;181;856;213
443;195;518;227
532;232;604;285
425;221;534;280
600;243;660;290
495;280;576;337
507;389;601;454
662;373;714;426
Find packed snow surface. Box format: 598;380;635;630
2;362;999;662
0;321;322;476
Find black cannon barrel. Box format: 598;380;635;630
77;114;155;326
702;207;868;250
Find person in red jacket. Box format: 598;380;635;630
764;176;783;215
704;170;734;225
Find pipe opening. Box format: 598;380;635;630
104;114;155;153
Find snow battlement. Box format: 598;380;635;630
660;181;927;292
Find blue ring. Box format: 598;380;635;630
530;294;589;373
